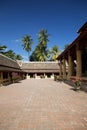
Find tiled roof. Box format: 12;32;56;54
0;54;21;71
22;62;59;73
0;54;59;73
0;66;21;72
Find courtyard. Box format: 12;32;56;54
0;79;87;130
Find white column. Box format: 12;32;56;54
26;73;30;79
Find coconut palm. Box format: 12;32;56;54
30;29;50;61
49;45;60;61
4;50;23;60
15;54;23;60
0;44;23;60
22;35;33;60
37;29;50;61
0;45;7;53
35;44;47;61
38;29;50;48
4;50;16;60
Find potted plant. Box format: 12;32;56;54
73;79;81;91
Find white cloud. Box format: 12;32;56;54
11;39;21;43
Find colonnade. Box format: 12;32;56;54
58;45;82;80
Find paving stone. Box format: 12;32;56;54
0;79;87;130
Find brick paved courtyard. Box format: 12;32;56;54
0;79;87;130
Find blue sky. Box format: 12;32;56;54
0;0;87;61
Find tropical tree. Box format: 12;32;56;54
0;45;7;53
4;50;16;60
49;45;60;61
15;54;23;60
30;29;50;61
37;29;50;61
38;29;50;47
0;44;23;60
30;44;39;61
4;50;23;60
22;35;33;60
34;44;47;61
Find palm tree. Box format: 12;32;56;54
4;50;23;60
22;35;33;60
0;44;23;60
4;50;16;60
49;45;60;61
38;29;50;48
0;45;7;53
30;29;50;61
15;54;23;60
30;43;48;61
37;29;50;61
35;44;47;61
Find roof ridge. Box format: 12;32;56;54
0;53;17;63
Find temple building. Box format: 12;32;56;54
0;54;24;86
57;22;87;82
21;61;59;79
0;22;87;90
0;54;59;85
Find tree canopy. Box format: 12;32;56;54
22;35;33;60
1;29;61;61
30;29;61;61
30;29;50;61
0;44;23;60
49;45;61;61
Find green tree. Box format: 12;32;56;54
49;45;60;61
0;45;7;53
15;54;23;60
35;44;47;61
4;50;16;60
38;29;50;48
30;44;40;61
30;29;50;61
0;44;23;60
37;29;50;61
4;50;23;60
22;35;33;60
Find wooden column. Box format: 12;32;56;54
0;72;3;86
67;54;74;79
67;55;71;79
63;59;66;79
59;60;62;79
8;72;11;81
76;45;82;78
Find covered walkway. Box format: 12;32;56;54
0;79;87;130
